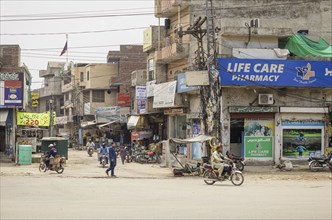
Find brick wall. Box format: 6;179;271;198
0;45;21;72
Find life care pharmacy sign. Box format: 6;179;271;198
218;58;332;87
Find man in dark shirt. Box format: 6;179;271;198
106;142;117;177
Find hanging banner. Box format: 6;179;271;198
31;92;39;108
17;112;56;126
153;81;177;108
218;58;332;87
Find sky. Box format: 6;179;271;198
1;0;160;90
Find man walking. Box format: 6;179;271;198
106;142;117;177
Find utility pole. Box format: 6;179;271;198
49;96;54;137
177;0;220;140
204;0;221;139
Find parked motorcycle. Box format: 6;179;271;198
136;151;161;164
100;154;109;168
203;161;244;186
226;151;246;171
308;153;332;172
39;154;65;174
87;146;94;157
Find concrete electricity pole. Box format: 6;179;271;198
204;0;221;139
49;96;54;137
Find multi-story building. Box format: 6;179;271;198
37;61;65;136
152;0;332;164
0;45;32;160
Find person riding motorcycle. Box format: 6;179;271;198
45;144;58;168
211;145;230;179
99;143;109;164
86;139;95;150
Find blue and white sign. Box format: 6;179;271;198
177;73;200;93
218;58;332;87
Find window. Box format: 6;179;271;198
148;59;154;81
80;72;84;82
87;71;90;80
65;93;69;101
92;90;105;102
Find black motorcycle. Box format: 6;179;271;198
308;153;332;172
226;152;246;171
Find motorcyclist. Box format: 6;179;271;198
45;144;58;168
211;145;230;179
86;139;95;152
99;143;109;164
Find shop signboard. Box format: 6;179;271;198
177;73;200;93
0;72;23;108
281;121;324;158
244;119;274;158
218;58;332;88
146;80;156;97
117;93;130;107
17;112;56;126
135;86;147;100
153;81;177;108
244;137;273;157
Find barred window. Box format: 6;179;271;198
92;90;105;102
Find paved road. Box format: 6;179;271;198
1;149;331;219
1;175;331;220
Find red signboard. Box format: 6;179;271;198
117;93;130;107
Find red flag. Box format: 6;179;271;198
60;41;67;56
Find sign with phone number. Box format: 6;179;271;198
17;112;56;126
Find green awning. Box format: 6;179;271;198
285;34;332;58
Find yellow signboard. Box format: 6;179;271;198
31;92;39;108
17;112;56;126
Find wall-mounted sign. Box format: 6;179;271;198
31;92;39;108
136;86;147;100
117;93;130;107
177;73;200;93
0;72;23;108
218;58;332;87
17;112;56;126
229;106;279;113
164;108;185;115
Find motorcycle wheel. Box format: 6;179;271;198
56;165;64;174
137;155;145;164
236;161;244;171
39;163;47;172
230;172;244;186
88;149;93;157
309;161;321;172
204;171;217;185
102;160;106;168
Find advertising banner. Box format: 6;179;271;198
177;73;200;93
282;121;324;158
117;93;130;107
218;58;332;87
244;119;274;158
0;72;23;108
135;86;147;100
153;81;177;108
17;112;56;126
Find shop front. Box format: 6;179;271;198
277;107;329;161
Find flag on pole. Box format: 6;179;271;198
60;41;68;56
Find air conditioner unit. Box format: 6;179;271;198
258;94;274;105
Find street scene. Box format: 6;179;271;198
1;0;332;219
1;149;331;220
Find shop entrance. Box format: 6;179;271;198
0;126;5;152
230;119;244;156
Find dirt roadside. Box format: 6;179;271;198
1;149;331;181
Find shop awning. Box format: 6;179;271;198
127;116;140;130
98;119;120;129
170;134;215;144
0;110;8;126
